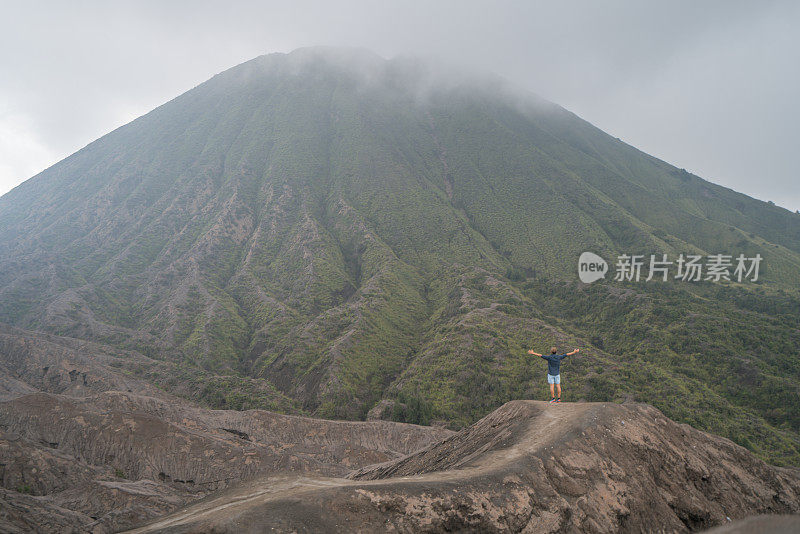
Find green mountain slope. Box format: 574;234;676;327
1;47;798;465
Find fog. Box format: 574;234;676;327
1;0;798;211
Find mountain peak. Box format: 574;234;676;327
1;46;798;481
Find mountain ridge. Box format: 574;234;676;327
123;400;800;533
0;47;798;467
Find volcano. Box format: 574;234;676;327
0;45;798;488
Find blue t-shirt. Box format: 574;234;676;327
541;353;570;376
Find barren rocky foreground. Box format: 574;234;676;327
123;400;800;533
0;324;798;532
0;324;799;533
0;326;451;532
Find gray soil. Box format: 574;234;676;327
1;325;798;533
125;401;800;533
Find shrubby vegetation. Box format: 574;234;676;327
0;48;797;465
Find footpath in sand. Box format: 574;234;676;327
126;400;800;533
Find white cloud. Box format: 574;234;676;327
0;0;798;211
0;108;57;195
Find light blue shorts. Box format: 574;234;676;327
547;374;561;384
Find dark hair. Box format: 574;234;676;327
551;347;557;354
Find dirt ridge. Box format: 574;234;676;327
125;400;800;533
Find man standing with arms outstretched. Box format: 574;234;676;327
527;346;580;403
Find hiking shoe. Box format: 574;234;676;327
556;398;562;403
549;397;556;403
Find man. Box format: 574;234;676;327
527;346;580;403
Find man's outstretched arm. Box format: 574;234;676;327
566;348;580;356
527;349;543;357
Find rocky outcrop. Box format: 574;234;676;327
126;401;800;533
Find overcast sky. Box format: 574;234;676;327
2;1;798;211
